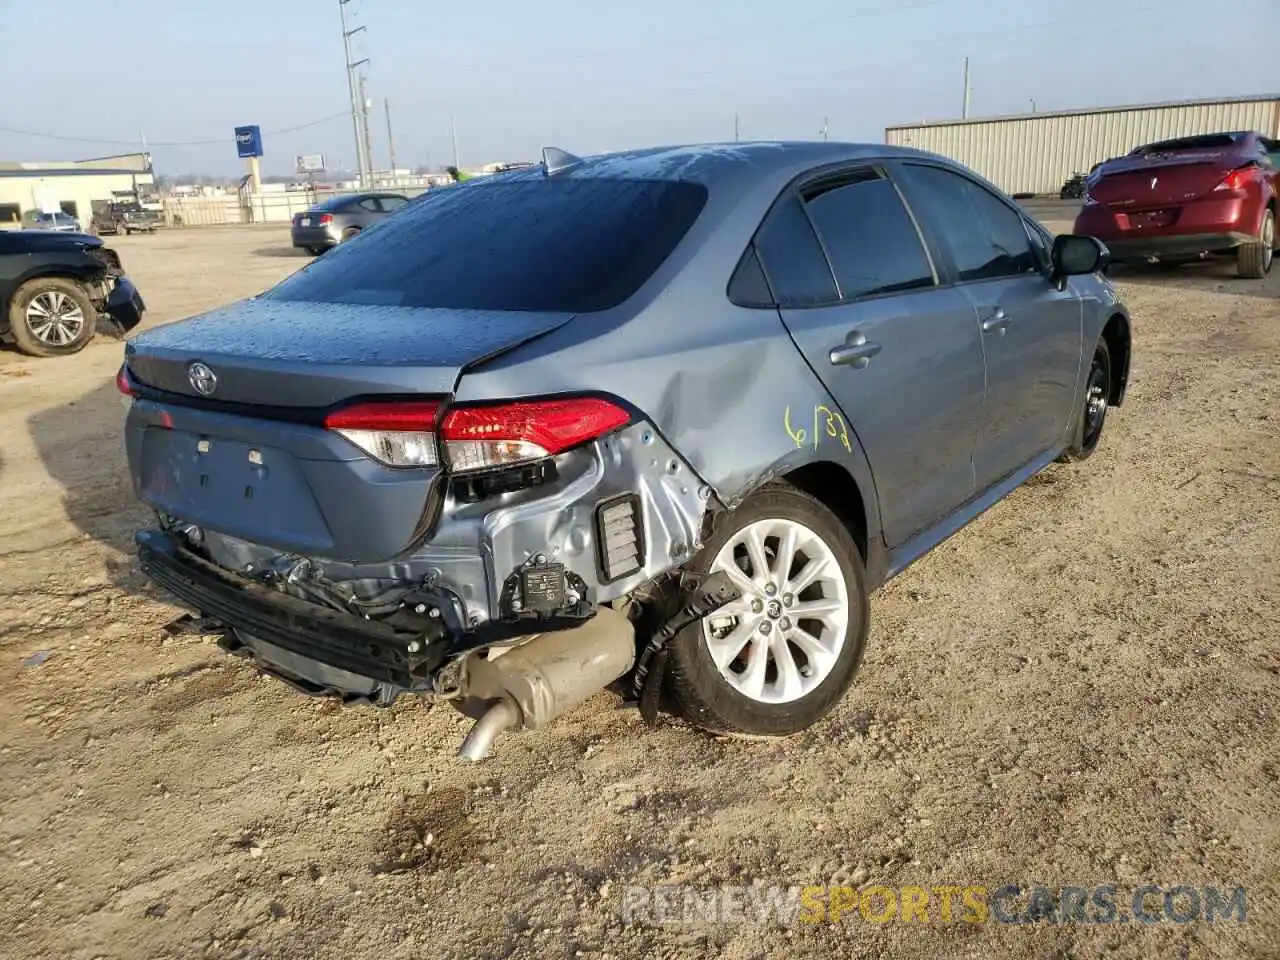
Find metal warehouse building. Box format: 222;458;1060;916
886;94;1280;196
0;152;156;229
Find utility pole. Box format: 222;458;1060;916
450;116;460;170
734;113;740;143
384;97;397;183
1029;98;1036;113
821;117;829;141
357;72;374;185
962;57;971;119
338;0;370;188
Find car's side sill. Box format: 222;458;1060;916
884;446;1064;582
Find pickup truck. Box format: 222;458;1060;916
90;201;160;236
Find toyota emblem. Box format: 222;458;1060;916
188;361;217;396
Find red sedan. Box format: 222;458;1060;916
1075;131;1279;278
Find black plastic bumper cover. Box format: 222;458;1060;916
106;277;146;333
136;530;427;686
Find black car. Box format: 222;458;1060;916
0;230;145;357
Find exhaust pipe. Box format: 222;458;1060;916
457;699;520;762
455;606;636;761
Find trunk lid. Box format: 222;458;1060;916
1089;151;1238;207
125;297;575;407
124;298;576;562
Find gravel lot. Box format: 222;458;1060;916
1;222;1277;960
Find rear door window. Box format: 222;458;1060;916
753;195;838;307
801;169;935;299
357;197;381;212
379;196;408;211
896;164;1039;282
267;178;708;313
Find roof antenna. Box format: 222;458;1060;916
542;146;583;176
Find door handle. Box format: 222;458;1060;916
981;308;1009;335
829;333;882;368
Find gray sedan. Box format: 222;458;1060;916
121;142;1131;759
290;192;410;254
22;211;83;233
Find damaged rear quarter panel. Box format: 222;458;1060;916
453;294;884;585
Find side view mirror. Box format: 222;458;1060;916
1051;234;1110;289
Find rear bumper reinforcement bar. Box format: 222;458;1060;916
137;530;431;687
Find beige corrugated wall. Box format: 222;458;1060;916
886;99;1280;195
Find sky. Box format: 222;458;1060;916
1;0;1276;177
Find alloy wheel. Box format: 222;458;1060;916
25;291;86;346
701;517;849;705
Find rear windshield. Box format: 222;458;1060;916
1131;133;1244;155
268;178;708;313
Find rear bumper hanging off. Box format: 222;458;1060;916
137;530;445;689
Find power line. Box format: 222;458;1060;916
0;111;351;148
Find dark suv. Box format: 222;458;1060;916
1;230;144;356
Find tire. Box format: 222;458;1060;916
1236;208;1274;279
1059;337;1112;462
663;484;870;737
306;245;326;256
8;277;97;358
341;226;361;242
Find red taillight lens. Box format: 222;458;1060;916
116;364;134;397
324;401;440;467
442;398;631;473
324;401;439;432
318;213;334;225
322;396;631;473
1214;166;1258;192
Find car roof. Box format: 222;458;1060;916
312;191;407;211
311;193;361;211
492;141;940;187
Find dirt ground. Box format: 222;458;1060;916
1;223;1277;960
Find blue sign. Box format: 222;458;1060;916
234;125;263;158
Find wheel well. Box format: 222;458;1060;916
1102;313;1130;406
782;461;868;562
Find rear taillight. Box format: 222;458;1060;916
318;213;334;225
1214;166;1259;192
322;396;631;473
116;364;134;397
324;400;440;467
440;398;631;473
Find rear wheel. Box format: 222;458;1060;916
1237;208;1274;279
341;226;361;242
305;245;326;256
663;485;869;737
8;277;97;357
